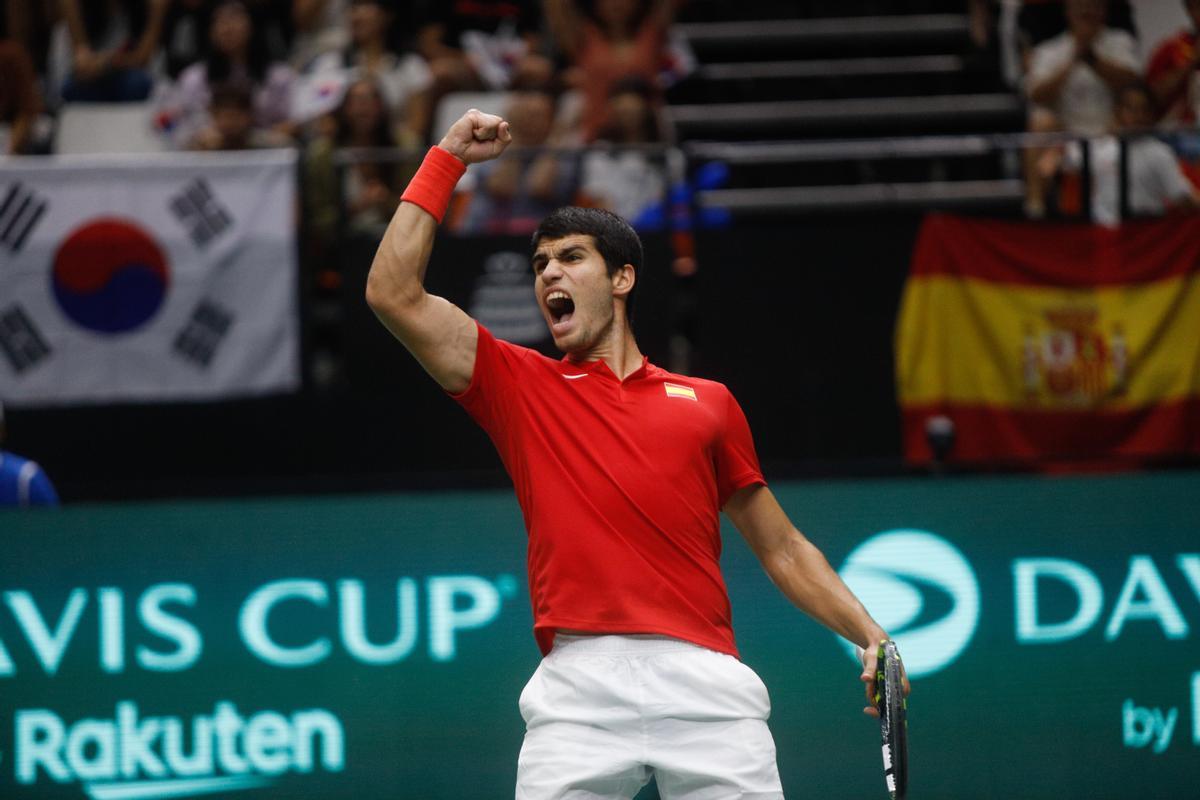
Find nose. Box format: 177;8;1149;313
540;258;564;282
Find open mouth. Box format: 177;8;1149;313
546;290;575;328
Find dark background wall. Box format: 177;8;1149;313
8;214;921;501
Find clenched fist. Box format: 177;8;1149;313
438;109;513;166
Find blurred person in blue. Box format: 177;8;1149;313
57;0;169;102
0;401;58;508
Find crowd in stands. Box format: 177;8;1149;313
1017;0;1200;222
5;1;1200;230
0;0;690;241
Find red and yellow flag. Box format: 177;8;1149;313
896;214;1200;464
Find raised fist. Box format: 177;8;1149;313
438;109;513;165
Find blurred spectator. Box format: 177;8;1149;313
457;84;576;234
291;0;350;69
1146;0;1200;125
0;401;59;508
417;0;552;93
580;77;668;226
1064;82;1200;226
307;0;432;146
0;38;45;154
160;0;213;80
157;0;296;148
188;82;291;149
245;0;295;62
58;0;169;102
1017;0;1136;53
544;0;678;142
1023;0;1140;216
3;0;60;78
305;76;403;242
161;0;293;80
1027;0;1140;133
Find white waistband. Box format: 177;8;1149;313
550;633;710;657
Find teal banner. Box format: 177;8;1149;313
2;473;1198;799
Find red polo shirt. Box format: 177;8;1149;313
451;323;766;657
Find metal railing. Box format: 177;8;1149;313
319;129;1199;226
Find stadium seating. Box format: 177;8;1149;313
669;2;1025;213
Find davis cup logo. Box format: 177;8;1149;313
837;529;980;677
51;218;170;335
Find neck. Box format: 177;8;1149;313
568;318;643;379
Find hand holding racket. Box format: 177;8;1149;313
858;639;910;799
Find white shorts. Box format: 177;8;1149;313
515;634;784;800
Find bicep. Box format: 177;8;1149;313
370;291;478;394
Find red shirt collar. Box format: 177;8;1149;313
561;354;652;382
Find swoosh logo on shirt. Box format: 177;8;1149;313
561;373;588;380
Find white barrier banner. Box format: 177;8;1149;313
0;150;299;405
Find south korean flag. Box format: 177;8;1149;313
0;150;300;405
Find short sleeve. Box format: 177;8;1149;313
715;389;766;507
449;321;531;436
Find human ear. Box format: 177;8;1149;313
612;264;635;297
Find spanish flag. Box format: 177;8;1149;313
896;214;1200;465
664;382;698;401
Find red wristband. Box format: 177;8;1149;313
400;146;467;223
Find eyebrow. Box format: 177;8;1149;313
532;244;586;269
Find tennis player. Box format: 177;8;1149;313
367;109;905;799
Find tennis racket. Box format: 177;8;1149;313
873;639;908;800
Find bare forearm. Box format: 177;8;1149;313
762;532;885;648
